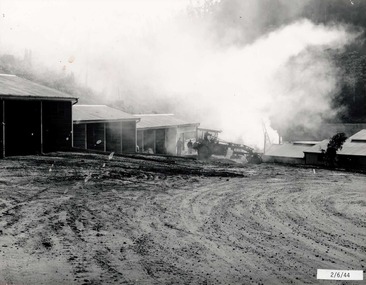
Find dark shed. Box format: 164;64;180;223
0;74;77;158
73;105;139;154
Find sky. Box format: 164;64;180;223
0;0;358;149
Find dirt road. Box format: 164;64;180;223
0;153;365;284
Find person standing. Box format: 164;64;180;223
187;139;193;154
176;137;183;156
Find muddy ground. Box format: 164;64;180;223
0;152;365;285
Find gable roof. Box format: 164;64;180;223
135;114;199;129
349;129;366;142
264;142;316;158
73;105;138;123
304;135;366;157
303;140;329;154
0;74;77;101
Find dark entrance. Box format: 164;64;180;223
106;122;122;153
5;100;41;156
87;123;105;151
0;100;3;158
143;129;155;152
43;101;72;152
155;129;166;154
122;121;136;153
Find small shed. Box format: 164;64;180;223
73;105;140;154
304;130;366;169
135;114;200;155
263;141;319;164
303;140;328;166
0;74;77;158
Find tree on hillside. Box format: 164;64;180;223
0;53;101;104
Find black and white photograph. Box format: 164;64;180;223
0;0;365;284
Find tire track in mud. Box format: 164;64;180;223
142;169;366;284
1;155;365;284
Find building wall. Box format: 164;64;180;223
136;126;195;155
122;121;136;153
74;120;136;154
338;155;366;169
263;155;304;164
304;153;324;166
0;100;3;158
166;127;177;155
0;99;73;157
87;123;105;151
106;122;122;153
155;129;166;154
137;130;143;152
143;129;155;152
73;124;86;149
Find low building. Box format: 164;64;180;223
135;114;199;155
0;74;77;158
303;140;328;166
73;105;139;154
263;141;319;164
304;130;366;169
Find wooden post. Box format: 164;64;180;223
142;130;144;152
120;121;123;153
134;123;137;153
84;124;87;149
103;123;106;152
153;129;156;154
2;100;5;158
70;102;74;148
40;101;43;153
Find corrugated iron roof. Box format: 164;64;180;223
135;114;199;129
349;129;366;141
338;142;366;156
304;138;366;156
292;141;320;145
265;143;315;158
0;74;77;100
303;140;329;154
73;105;138;122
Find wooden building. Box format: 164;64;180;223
304;130;366;169
0;74;77;158
135;114;199;155
73;105;139;154
263;141;319;164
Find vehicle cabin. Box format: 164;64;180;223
73;105;139;154
196;127;222;141
0;74;77;158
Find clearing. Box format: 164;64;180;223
0;152;365;284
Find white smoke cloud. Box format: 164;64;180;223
105;18;355;147
0;0;358;149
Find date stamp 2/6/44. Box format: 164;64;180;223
317;269;364;280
